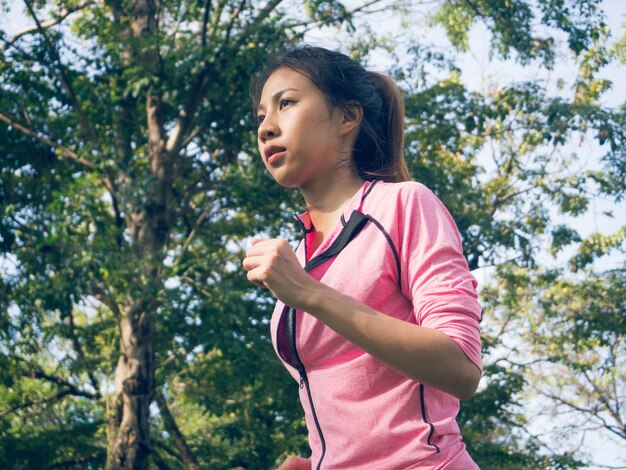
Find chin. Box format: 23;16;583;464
268;170;303;189
274;179;302;190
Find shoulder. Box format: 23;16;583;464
367;180;443;213
367;180;461;242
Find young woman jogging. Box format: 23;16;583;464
243;46;482;470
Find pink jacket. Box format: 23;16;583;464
270;180;482;469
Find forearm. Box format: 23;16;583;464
301;281;481;400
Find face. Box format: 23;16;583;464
256;67;349;189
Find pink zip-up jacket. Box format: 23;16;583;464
270;180;482;469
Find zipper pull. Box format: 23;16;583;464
299;373;304;389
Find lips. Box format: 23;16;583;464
264;145;286;164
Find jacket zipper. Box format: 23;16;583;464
275;210;370;469
275;303;327;469
290;215;327;469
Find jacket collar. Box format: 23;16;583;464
293;180;377;232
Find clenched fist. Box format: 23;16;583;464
243;238;316;309
277;456;311;470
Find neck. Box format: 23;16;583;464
299;170;365;230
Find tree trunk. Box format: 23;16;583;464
105;0;168;467
106;299;157;469
105;158;171;469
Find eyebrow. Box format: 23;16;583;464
257;87;299;112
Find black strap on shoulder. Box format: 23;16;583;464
359;179;379;207
303;210;369;272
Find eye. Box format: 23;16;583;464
279;98;293;109
256;114;265;126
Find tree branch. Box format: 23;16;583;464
498;413;570;457
149;449;173;470
154;440;183;462
130;0;169;180
30;369;101;400
171;210;211;268
581;369;625;433
223;0;247;46
201;0;212;49
1;110;115;205
166;0;282;157
180;125;203;150
23;0;99;144
491;182;545;212
3;0;97;51
180;275;212;299
4;356;106;421
164;76;211;157
67;307;102;398
166;0;191;47
155;390;199;470
538;388;625;440
207;0;229;46
0;112;94;170
92;285;123;320
0;33;39;61
228;0;283;52
287;0;389;33
45;452;103;469
0;390;72;418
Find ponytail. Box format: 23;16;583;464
251;46;411;183
361;72;410;183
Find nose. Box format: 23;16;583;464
258;113;279;144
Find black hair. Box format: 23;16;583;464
250;45;410;183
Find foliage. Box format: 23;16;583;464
0;0;315;466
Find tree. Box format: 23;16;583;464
0;0;624;469
0;0;316;467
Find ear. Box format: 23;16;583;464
339;102;363;136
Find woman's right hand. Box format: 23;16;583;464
277;456;311;470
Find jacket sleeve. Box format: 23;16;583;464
399;183;482;371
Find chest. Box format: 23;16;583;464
291;220;414;368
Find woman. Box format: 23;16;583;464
243;46;482;470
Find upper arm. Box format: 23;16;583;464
399;184;483;371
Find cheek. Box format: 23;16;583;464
257;137;265;157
